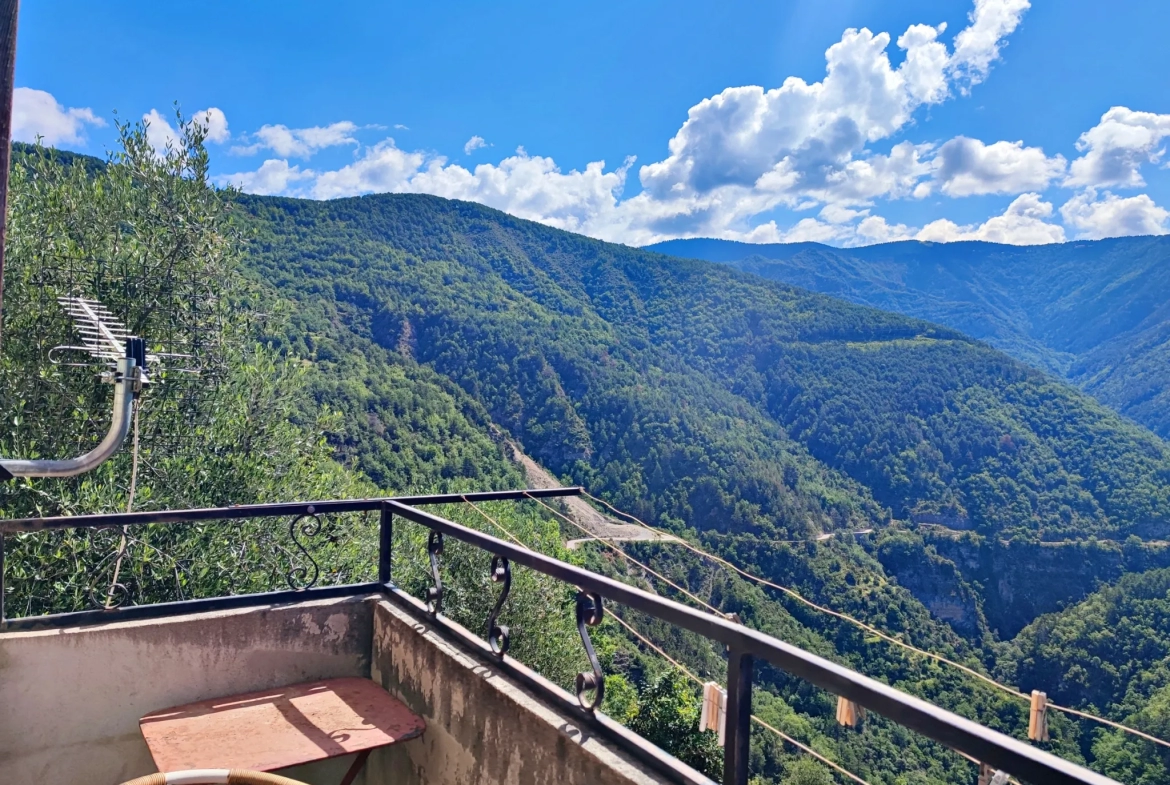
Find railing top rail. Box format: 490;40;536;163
385;500;1117;785
0;489;1116;784
0;486;582;533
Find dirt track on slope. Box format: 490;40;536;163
506;442;675;548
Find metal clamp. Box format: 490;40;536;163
426;530;444;615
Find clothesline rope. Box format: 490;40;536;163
457;496;874;785
580;490;1170;753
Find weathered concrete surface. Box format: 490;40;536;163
1;592;705;785
0;595;375;785
367;598;698;785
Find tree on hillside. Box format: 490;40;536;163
0;113;369;615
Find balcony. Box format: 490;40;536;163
0;489;1117;785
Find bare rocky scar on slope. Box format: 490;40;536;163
505;442;675;548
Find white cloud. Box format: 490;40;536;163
222;0;1035;247
1060;189;1169;239
12;87;105;145
857;215;916;244
217;159;315;196
143;107;228;154
948;0;1030;89
464;135;488;154
917;192;1064;244
143;109;180;154
305;139;635;237
193;107;229;143
231;121;359;158
1065;107;1170;189
931;136;1065;196
898;23;950;105
637;0;1027;207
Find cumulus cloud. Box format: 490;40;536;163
218;159;315;196
231;121;359;158
464;135;488;154
193;108;230;143
917;192;1064;244
221;0;1037;246
144;107;229;154
948;0;1030;89
304;139;635;237
1065;107;1170;189
143;109;180;153
637;0;1028;208
931;137;1064;196
857;215;916;244
12;87;105;145
1060;189;1169;239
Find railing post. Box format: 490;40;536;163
378;503;393;584
0;532;5;623
723;648;753;785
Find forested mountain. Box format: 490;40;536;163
237;193;1170;546
647;236;1170;440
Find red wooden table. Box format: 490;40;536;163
140;677;425;785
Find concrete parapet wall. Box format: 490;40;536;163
0;593;697;785
367;598;690;785
0;596;374;785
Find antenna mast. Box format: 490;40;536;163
0;0;16;348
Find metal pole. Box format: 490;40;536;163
0;533;6;623
0;0;17;346
378;504;393;584
723;649;753;785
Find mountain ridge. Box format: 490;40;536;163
646;234;1170;438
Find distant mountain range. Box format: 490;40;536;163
647;236;1170;438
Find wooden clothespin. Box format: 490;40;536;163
835;695;865;728
978;764;1009;785
700;681;728;745
1028;690;1049;742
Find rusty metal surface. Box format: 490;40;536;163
139;677;424;773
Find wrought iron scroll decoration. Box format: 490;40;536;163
85;527;190;610
426;530;444;614
86;528;132;609
574;590;605;711
286;506;323;590
487;555;511;655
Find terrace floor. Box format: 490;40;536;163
0;591;708;785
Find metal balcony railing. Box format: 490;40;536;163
0;487;1117;785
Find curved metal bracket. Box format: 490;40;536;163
426;530;444;615
0;353;140;479
487;555;512;655
574;590;605;711
286;506;323;590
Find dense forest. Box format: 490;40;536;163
4;128;1170;783
648;236;1170;442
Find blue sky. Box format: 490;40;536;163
12;0;1170;247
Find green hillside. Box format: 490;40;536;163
237;193;1170;546
647;237;1170;441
